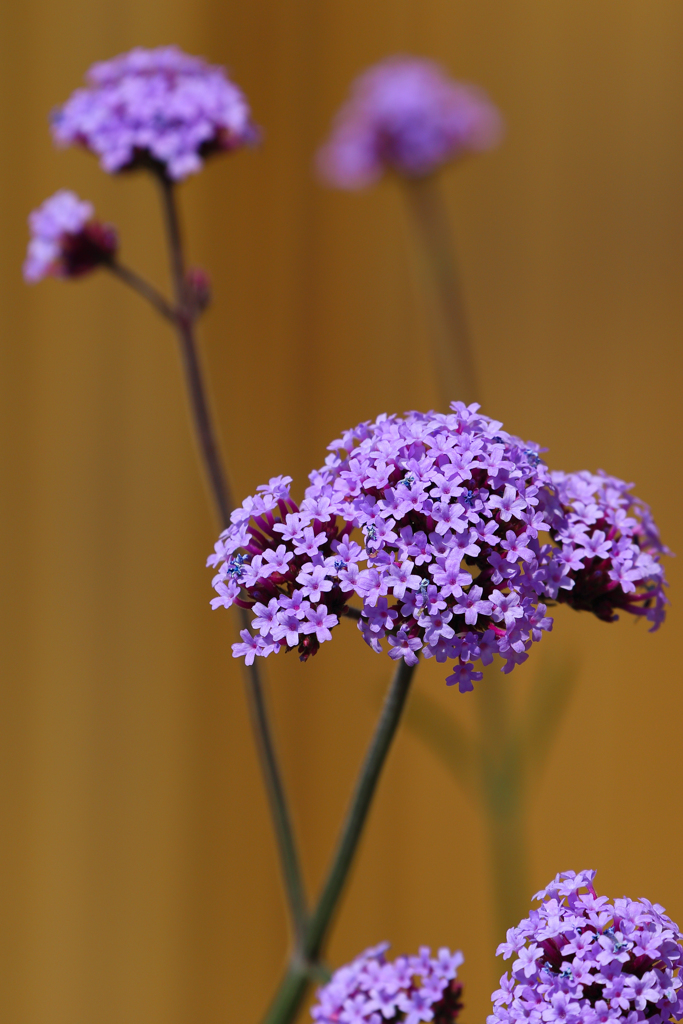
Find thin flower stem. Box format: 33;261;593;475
140;172;310;945
304;657;417;957
106;260;177;324
262;658;418;1024
156;173;233;525
403;174;479;407
242;624;309;947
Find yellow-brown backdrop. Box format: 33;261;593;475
2;2;682;1022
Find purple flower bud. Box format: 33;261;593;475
317;55;503;189
24;190;117;283
185;267;211;315
51;46;259;181
489;871;683;1024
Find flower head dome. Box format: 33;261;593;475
311;942;464;1024
489;870;683;1024
208;405;669;689
208;402;561;689
317;55;503;189
51;46;258;181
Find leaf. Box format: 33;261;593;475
521;650;579;778
403;686;478;797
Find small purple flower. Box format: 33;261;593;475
445;662;482;692
296;563;333;603
455;584;492;626
24;190;117;283
303;605;339;644
488;870;683;1024
52;46;259;181
251;598;280;636
231;629;263;666
311;943;464;1024
317;56;503;188
387;629;422;666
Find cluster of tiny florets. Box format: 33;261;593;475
51;46;258;180
489;870;683;1024
23;190;117;283
208;403;669;689
209;403;561;689
550;471;668;631
311;942;464;1024
317;56;503;189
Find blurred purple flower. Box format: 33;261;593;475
311;942;464;1024
51;45;259;181
317;55;503;189
23;189;117;283
489;870;683;1024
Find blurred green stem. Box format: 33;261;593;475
475;671;530;941
262;658;418;1024
406;655;577;952
404;174;479;407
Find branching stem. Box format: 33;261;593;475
106;174;309;947
262;658;418;1024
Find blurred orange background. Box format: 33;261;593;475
2;2;683;1022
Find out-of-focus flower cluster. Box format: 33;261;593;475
311;942;464;1024
51;46;258;181
551;471;668;630
207;403;667;689
489;870;683;1024
23;190;117;283
317;56;503;189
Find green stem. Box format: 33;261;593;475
262;658;418;1024
106;260;177;324
156;173;233;526
242;616;309;946
475;671;529;942
403;174;479;407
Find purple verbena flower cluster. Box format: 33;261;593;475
489;869;683;1024
317;56;503;189
311;942;464;1024
550;471;669;630
209;404;559;689
208;404;669;689
51;46;258;181
23;189;117;283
